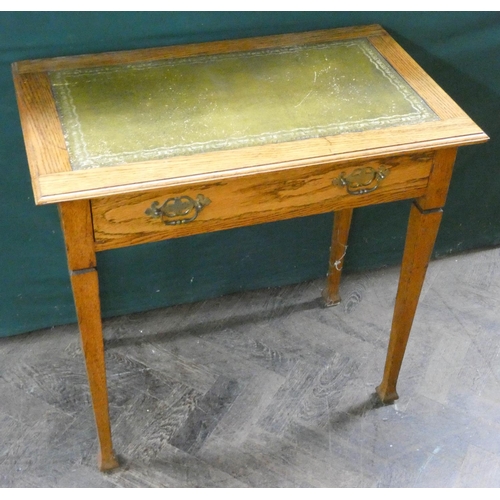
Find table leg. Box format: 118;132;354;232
376;202;443;403
59;201;118;471
323;208;353;306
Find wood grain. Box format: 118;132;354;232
12;25;488;205
368;35;468;120
376;203;443;403
70;270;118;471
34;117;486;205
417;147;458;210
14;24;387;74
91;153;433;251
11;69;72;201
59;200;118;471
58;200;96;271
9;25;491;474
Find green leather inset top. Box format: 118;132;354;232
49;38;438;170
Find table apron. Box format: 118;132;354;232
91;152;434;251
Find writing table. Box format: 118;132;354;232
12;24;488;470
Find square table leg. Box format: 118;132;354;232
376;203;443;403
323;208;353;306
59;200;118;471
376;147;458;403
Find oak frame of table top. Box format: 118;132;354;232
12;24;488;471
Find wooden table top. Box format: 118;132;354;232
12;24;488;205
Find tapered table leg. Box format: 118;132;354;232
376;202;443;403
323;208;353;306
59;201;118;471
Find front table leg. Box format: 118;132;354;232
376;202;443;403
59;201;119;471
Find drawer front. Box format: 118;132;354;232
92;152;433;251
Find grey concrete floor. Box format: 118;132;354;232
1;246;500;487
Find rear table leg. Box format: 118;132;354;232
323;208;353;306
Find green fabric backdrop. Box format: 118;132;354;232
1;12;499;338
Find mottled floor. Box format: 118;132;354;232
1;246;500;487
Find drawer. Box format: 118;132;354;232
92;152;434;251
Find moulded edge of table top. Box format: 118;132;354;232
37;118;487;205
13;24;387;74
12;24;490;205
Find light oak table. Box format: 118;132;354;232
12;24;488;471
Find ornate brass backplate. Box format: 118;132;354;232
145;194;211;225
332;166;389;195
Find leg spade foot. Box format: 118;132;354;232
322;287;341;307
98;450;120;472
375;384;399;405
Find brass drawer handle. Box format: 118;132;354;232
145;194;211;225
333;166;389;195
